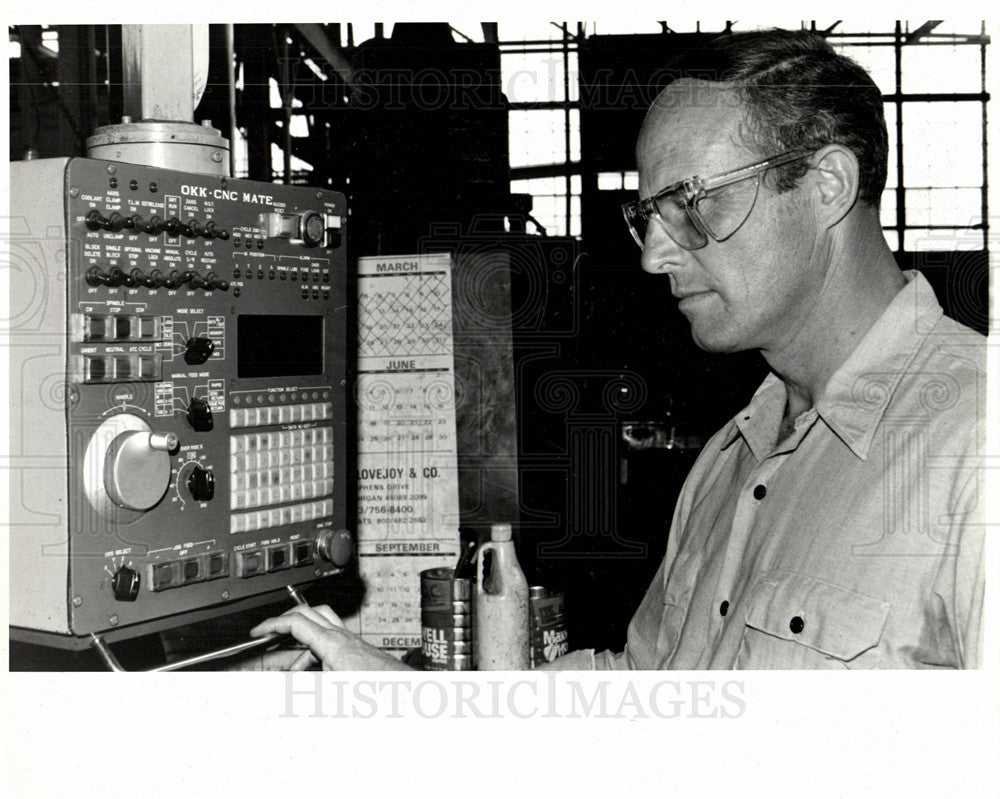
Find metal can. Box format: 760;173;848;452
420;567;474;670
529;586;569;667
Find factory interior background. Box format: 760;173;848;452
7;21;992;664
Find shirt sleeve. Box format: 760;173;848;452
938;459;986;668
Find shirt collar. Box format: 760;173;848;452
816;270;942;459
721;270;943;461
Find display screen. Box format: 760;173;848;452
237;315;324;378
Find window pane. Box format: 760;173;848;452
902;102;983;187
903;228;984;251
569;109;581;161
880;189;897;226
906;187;982;227
835;43;896;94
585;21;664;35
598;172;623;190
512;176;564;195
511;176;580;238
902;44;982;93
566;52;580;103
882;229;899;251
509;109;567;168
502;52;564;103
569;195;581;237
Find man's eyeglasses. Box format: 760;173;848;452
621;149;815;251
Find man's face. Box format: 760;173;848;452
636;80;825;354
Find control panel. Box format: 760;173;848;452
9;158;351;646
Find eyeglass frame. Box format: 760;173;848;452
621;148;817;251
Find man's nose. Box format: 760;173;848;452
639;219;685;275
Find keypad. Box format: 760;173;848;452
229;499;333;534
229;401;332;429
229;426;334;511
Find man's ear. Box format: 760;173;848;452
810;144;860;228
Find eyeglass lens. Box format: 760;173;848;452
626;174;761;250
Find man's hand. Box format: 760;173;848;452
250;604;413;671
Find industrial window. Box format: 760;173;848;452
501;22;989;254
501;23;582;237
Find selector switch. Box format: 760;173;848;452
184;336;215;365
186;397;214;431
111;566;141;602
186;465;216;502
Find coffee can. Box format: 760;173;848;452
529;586;569;667
421;567;475;670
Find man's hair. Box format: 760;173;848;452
671;29;888;205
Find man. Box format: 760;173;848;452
252;29;985;669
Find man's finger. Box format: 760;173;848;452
251;612;349;661
250;605;334;637
311;604;346;629
289;648;318;671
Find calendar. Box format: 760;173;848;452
349;253;461;653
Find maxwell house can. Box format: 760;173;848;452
420;567;474;671
529;586;569;667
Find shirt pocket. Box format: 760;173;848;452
740;570;891;667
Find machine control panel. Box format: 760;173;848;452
8;157;351;645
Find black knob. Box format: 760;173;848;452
190;272;212;290
186;465;216;502
111;566;141;602
184;336;215;365
315;529;354;567
186;396;214;431
164;217;184;235
182;219;202;238
85;210;110;231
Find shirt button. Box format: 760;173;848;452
719;601;729;617
789;616;805;634
753;484;767;500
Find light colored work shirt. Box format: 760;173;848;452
555;270;985;670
